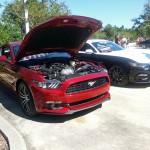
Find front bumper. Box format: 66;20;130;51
30;73;110;114
41;93;110;115
65;98;110;114
129;68;150;83
43;97;110;115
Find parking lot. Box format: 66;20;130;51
0;83;150;150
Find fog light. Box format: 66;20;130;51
45;101;55;109
55;102;63;108
44;101;63;109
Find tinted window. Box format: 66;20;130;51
80;43;96;52
2;46;12;60
13;45;20;56
0;47;2;56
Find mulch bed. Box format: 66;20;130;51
0;130;9;150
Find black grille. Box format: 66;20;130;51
70;93;106;106
66;77;108;94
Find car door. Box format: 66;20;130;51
0;45;17;88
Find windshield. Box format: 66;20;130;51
106;41;124;51
13;45;20;56
92;41;124;53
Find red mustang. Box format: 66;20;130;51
0;16;110;116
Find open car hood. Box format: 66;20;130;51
15;15;102;61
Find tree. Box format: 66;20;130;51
91;30;107;39
132;0;150;37
0;0;71;43
0;21;22;45
103;24;115;40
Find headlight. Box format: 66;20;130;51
33;80;61;89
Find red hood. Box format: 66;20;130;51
15;15;102;61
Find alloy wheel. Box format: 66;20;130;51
18;82;37;116
109;66;128;86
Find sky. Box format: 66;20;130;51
0;0;147;28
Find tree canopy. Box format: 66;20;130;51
132;0;150;37
0;0;71;44
91;0;150;42
0;0;149;45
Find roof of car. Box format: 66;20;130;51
2;42;21;46
9;42;21;46
87;39;108;44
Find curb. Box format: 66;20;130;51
0;129;9;149
0;116;27;150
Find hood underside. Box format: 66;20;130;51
16;15;102;61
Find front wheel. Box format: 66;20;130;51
17;82;37;116
109;66;128;86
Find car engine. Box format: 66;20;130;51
28;59;104;81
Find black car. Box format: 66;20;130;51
139;39;150;49
78;39;150;86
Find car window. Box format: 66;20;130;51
105;42;124;51
2;46;12;60
0;47;2;56
13;45;20;56
92;42;111;52
80;43;96;52
92;41;124;52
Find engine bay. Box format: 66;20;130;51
19;57;104;81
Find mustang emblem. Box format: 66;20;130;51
88;81;96;87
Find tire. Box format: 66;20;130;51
109;65;128;86
17;82;37;116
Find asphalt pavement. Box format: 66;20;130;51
0;46;150;150
0;83;150;150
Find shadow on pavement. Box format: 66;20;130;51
0;85;101;124
112;83;150;89
111;83;150;89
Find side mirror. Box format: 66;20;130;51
0;56;7;61
85;49;94;54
